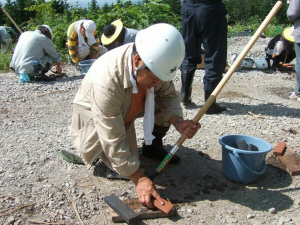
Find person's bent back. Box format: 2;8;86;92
10;25;62;83
67;20;107;64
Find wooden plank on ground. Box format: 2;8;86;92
276;146;300;176
109;198;176;222
104;194;139;224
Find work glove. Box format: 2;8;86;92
19;73;30;83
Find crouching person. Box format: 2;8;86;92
70;24;201;208
67;19;108;64
10;25;62;83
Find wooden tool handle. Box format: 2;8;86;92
2;7;23;34
155;1;283;175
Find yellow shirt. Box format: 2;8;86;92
67;21;100;63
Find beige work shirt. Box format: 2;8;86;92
70;43;182;176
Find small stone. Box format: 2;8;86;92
226;217;238;223
291;216;300;223
48;201;53;208
294;199;300;206
121;191;129;196
14;197;20;204
247;214;254;219
268;207;277;214
37;177;44;182
14;220;22;225
58;209;65;215
262;198;270;204
6;216;15;224
279;217;291;223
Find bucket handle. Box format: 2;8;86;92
233;151;266;175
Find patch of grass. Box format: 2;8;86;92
0;52;13;72
227;16;288;38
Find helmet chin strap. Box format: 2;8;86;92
134;63;147;81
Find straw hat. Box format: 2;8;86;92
282;27;295;42
101;20;124;45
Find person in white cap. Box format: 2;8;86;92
101;19;138;51
70;23;200;208
10;25;62;83
67;20;107;64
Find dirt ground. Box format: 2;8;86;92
0;36;300;225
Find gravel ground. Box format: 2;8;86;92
0;36;300;225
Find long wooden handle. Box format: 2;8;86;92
2;7;23;34
155;0;283;174
193;0;283;124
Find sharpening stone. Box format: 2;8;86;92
104;194;139;224
109;198;176;222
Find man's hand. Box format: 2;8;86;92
281;63;293;69
176;119;201;139
136;177;164;208
130;168;164;208
55;62;62;73
89;52;97;59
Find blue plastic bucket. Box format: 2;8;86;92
219;134;272;183
78;59;96;75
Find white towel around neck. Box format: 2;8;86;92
127;48;155;145
75;20;89;47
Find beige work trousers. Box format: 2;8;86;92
71;105;138;174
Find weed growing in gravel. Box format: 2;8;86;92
0;52;12;72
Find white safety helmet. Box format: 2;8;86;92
255;57;268;70
242;58;255;69
41;24;53;39
135;23;185;81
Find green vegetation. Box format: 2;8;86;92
0;0;292;71
0;52;13;71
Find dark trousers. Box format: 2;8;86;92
181;0;227;92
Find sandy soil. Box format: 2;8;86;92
0;36;300;225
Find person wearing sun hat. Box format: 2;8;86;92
67;19;107;64
282;27;295;43
287;0;300;100
101;19;138;51
265;27;296;71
